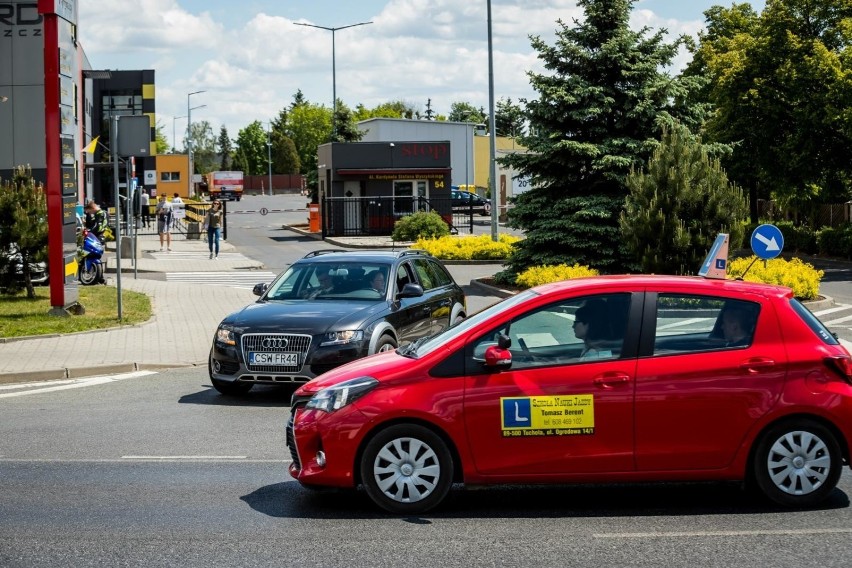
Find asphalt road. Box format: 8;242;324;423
2;367;851;567
4;195;850;566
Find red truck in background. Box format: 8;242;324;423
207;171;244;201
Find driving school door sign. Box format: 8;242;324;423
501;395;595;437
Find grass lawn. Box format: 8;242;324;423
0;285;152;339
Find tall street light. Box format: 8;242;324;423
172;115;186;153
486;0;499;241
267;122;273;195
294;20;372;139
187;90;206;197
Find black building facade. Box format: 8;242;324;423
85;69;156;207
317;141;453;236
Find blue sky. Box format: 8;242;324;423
77;1;767;147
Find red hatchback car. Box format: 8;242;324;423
286;275;852;514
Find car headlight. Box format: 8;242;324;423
320;330;364;347
305;377;378;413
216;324;236;346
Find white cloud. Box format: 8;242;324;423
77;1;712;143
78;0;222;54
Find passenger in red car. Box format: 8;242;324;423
721;307;754;347
573;303;610;359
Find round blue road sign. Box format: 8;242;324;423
750;224;784;260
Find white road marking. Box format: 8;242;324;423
166;271;277;290
0;458;290;463
594;528;852;539
657;317;712;330
823;313;852;325
0;371;156;399
813;303;852;317
122;455;248;460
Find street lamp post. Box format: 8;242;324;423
187;90;206;197
267;123;272;195
294;20;372;139
172;115;186;153
486;0;499;241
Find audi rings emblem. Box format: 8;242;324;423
262;337;289;349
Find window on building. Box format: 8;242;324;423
161;172;181;182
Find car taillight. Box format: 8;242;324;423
825;355;852;384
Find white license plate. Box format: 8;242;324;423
249;352;299;366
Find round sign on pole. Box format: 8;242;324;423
260;207;269;216
750;224;784;260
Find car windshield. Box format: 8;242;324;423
403;289;539;357
263;261;392;301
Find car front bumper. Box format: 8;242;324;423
210;336;370;384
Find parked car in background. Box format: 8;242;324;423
451;189;491;216
287;274;852;514
209;249;466;395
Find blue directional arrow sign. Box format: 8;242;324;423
750;224;784;260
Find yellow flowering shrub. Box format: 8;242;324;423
413;234;521;261
727;256;823;300
515;264;600;288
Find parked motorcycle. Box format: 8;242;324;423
78;228;105;285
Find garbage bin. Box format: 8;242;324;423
187;221;201;240
308;204;320;233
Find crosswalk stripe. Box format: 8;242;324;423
813;303;852;317
823;314;852;326
166;271;277;290
150;252;250;260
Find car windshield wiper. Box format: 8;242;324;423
400;335;430;358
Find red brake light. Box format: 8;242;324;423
825;355;852;384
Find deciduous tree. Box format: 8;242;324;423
686;0;852;222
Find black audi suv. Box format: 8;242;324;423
208;249;466;395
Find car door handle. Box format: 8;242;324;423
740;358;776;374
593;373;631;388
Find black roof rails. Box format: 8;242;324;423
397;249;430;258
302;250;344;258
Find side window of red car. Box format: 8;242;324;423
470;293;632;370
653;294;760;355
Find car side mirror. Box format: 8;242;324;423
253;283;269;297
484;345;512;369
397;283;424;299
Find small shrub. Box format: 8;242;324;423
773;221;818;254
392;212;450;241
515;264;599;288
727;256;823;300
816;224;852;259
413;234;521;261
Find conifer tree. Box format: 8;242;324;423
217;126;233;170
500;0;705;277
620;123;748;275
0;166;48;298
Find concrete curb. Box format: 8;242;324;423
470;278;515;299
0;362;198;385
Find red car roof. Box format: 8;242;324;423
533;274;793;299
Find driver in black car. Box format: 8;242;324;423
303;268;335;299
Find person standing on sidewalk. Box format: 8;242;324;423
171;193;184;230
155;194;173;252
140;190;151;228
202;199;223;259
